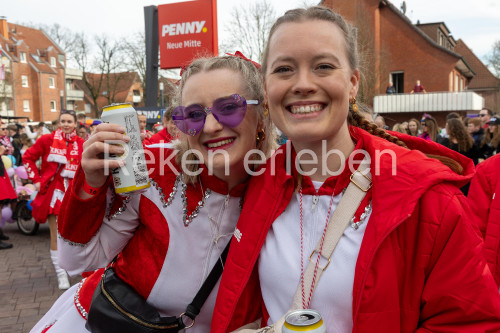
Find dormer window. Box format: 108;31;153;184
20;52;27;63
50;57;56;67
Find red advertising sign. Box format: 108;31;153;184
158;0;218;69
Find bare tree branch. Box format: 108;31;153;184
39;23;76;56
485;40;500;78
221;0;276;62
122;32;146;92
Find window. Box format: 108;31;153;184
390;71;405;93
21;75;28;87
460;78;464;91
67;100;74;110
49;77;55;88
0;100;11;111
50;100;57;112
20;52;27;63
85;103;91;113
23;100;30;112
454;74;459;91
50;57;56;67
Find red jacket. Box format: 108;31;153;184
212;128;500;332
468;154;500;286
23;132;84;222
144;128;174;145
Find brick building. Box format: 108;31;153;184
320;0;498;126
158;76;178;108
0;18;66;122
82;71;144;118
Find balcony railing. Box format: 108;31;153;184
0;84;13;97
65;68;83;80
373;91;484;113
0;110;14;117
66;89;84;100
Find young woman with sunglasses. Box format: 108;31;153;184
418;115;440;142
30;55;275;333
212;7;500;332
480;116;500;158
22;110;84;290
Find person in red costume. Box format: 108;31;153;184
0;140;16;250
144;106;178;146
138;113;153;140
468;154;500;287
23;110;84;290
30;54;275;333
211;6;500;333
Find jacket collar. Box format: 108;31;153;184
268;127;474;231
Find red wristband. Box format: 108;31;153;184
82;180;100;196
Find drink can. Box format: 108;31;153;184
282;309;326;333
100;103;150;194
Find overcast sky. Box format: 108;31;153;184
3;0;500;62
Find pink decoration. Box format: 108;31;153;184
15;166;28;179
6;167;14;178
1;206;13;224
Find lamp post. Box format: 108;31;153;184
159;82;164;108
60;90;65;110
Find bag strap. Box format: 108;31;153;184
184;240;231;321
104;240;231;329
291;161;372;309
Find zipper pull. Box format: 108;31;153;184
311;195;319;211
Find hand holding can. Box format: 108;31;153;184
81;122;128;189
100;103;150;194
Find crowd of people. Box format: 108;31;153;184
376;108;499;164
0;5;499;333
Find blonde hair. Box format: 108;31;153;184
392;123;407;134
174;55;276;184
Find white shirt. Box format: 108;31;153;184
259;181;371;333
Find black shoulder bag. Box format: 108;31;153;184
86;241;230;333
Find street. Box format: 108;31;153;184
0;222;81;333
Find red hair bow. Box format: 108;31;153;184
225;51;261;69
